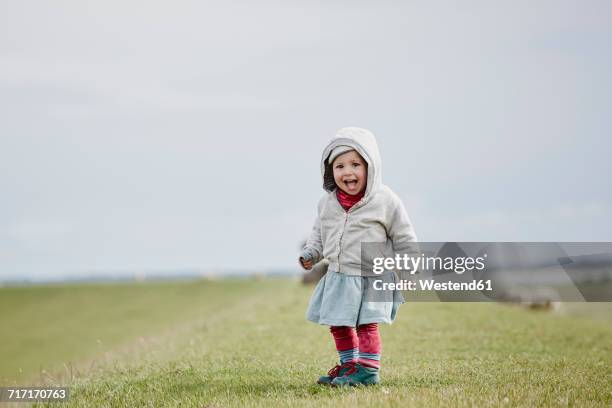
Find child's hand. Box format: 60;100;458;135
300;257;313;270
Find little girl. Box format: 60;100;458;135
299;127;417;387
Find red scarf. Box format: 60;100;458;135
336;188;365;211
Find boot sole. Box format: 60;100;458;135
330;380;379;387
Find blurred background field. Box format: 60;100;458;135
0;278;260;384
1;277;610;407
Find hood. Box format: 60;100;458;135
321;127;382;202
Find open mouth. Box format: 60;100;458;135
344;179;358;189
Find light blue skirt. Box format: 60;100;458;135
306;270;405;327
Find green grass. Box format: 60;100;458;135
0;278;258;384
1;278;610;407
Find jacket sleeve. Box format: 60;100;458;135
299;196;326;265
387;195;418;252
300;215;323;265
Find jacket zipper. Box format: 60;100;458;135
336;197;366;273
337;211;349;273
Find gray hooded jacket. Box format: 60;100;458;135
301;127;418;276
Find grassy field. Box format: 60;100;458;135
1;277;611;407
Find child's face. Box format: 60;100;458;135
332;150;367;195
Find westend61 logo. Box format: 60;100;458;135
372;253;487;275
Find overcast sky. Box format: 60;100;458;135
1;0;611;280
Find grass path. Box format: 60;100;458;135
0;278;262;384
1;278;610;407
